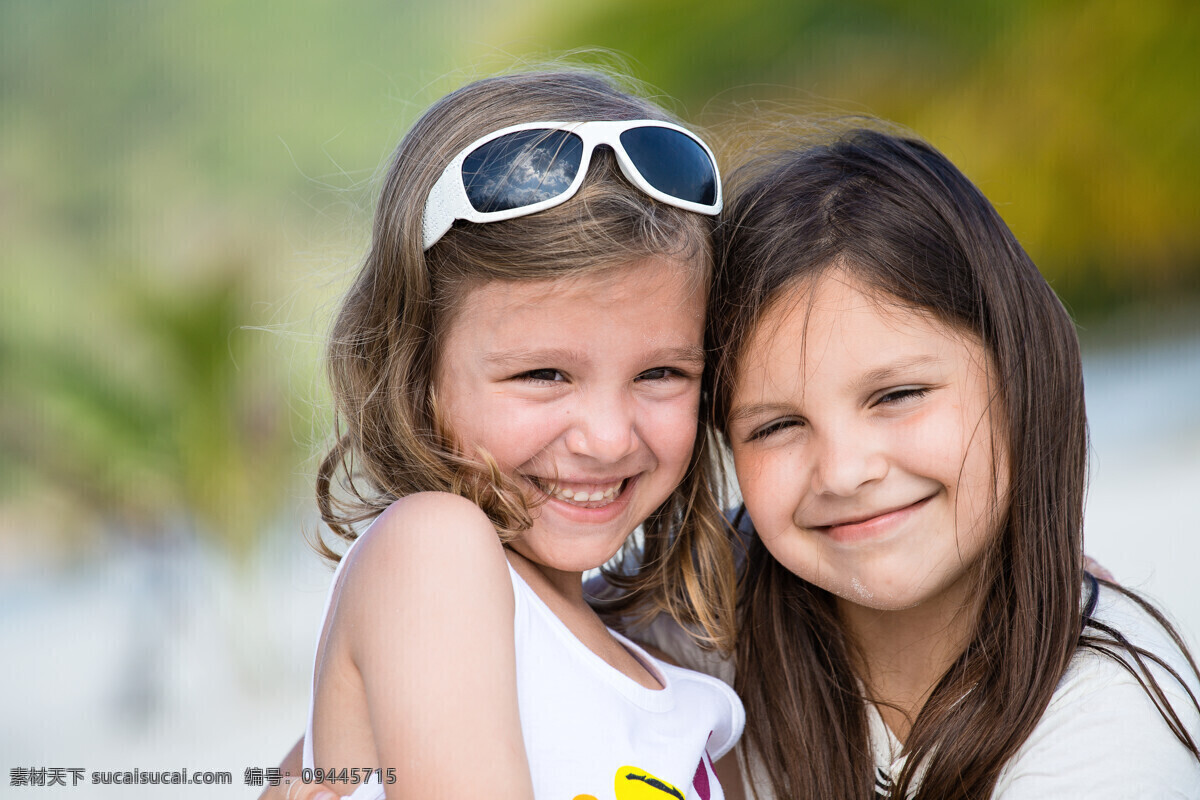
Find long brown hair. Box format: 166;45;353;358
315;69;737;649
711;126;1200;797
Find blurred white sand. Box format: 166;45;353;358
2;331;1198;799
1081;329;1200;653
1;530;331;798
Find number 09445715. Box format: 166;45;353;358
300;767;397;785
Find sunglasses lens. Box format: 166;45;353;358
462;129;584;213
618;127;717;206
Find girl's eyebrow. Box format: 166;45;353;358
728;354;943;425
656;344;706;367
483;344;705;368
483;347;590;367
727;402;794;427
854;354;942;390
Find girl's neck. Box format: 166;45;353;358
838;578;979;744
504;546;664;691
504;547;587;607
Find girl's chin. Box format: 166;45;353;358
509;532;627;576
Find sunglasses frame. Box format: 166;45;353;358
422;119;722;251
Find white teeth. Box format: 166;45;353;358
532;478;625;507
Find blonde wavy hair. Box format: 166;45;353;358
315;69;737;650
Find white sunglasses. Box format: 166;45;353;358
422;119;722;251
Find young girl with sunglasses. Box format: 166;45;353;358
635;126;1200;798
275;69;745;800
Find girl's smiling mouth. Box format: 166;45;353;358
527;476;632;509
810;494;936;543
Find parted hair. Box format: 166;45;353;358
711;126;1200;797
315;69;737;650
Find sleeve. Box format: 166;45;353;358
992;649;1200;799
706;681;746;761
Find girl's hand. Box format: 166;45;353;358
256;737;338;800
257;779;338;800
1084;555;1116;583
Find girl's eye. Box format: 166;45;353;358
637;367;686;382
746;418;803;441
518;368;565;383
875;387;931;406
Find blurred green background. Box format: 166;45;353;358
2;0;1197;564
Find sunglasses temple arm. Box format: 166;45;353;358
422;168;460;251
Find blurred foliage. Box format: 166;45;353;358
524;0;1200;316
1;0;1196;558
0;0;468;557
2;268;296;558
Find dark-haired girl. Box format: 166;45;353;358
643;126;1200;798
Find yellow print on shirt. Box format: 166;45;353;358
616;765;684;799
571;764;685;800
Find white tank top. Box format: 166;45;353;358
304;546;744;800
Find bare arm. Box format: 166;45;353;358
327;494;534;799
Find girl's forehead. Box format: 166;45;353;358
442;253;706;345
756;272;936;340
460;253;704;311
740;271;987;379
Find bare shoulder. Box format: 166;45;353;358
331;492;513;635
344;492;504;577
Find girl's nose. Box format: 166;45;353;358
564;392;640;463
809;429;888;497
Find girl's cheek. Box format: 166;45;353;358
647;390;702;438
486;404;570;454
894;400;963;469
731;449;766;487
733;450;793;524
